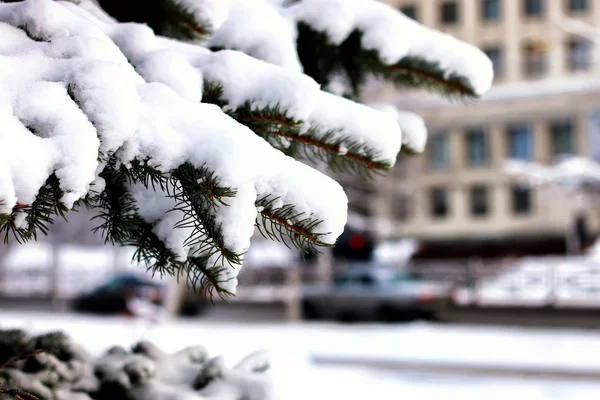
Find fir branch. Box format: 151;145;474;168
255;194;330;255
296;23;479;99
0;175;70;245
201;81;228;108
202;90;392;177
186;256;235;303
90;161;232;301
0;350;46;400
362;54;476;99
276;127;391;177
170;162;243;267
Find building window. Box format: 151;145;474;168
393;193;411;221
568;0;588;12
567;38;592;71
401;5;418;20
430;187;450;218
429;134;449;169
440;1;459;24
470;186;489;217
524;0;544;17
511;185;532;214
482;0;501;21
550;119;575;158
466;128;489;166
507;123;533;160
523;41;548;77
484;46;504;78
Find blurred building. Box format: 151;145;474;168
363;0;600;260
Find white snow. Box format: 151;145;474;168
195;50;319;119
1;312;600;399
504;157;600;188
307;91;402;165
453;256;600;308
206;0;302;72
285;0;494;96
370;102;428;153
373;239;419;265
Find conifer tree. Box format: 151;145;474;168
0;0;494;298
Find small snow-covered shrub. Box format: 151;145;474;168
0;329;277;400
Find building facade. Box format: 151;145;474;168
367;0;600;258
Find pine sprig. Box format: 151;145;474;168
160;0;213;41
90;162;234;301
296;23;480;99
202;82;392;177
0;175;70;245
170;162;243;267
255;194;330;255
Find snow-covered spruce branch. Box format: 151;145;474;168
0;0;493;295
202;82;399;175
0;0;350;295
90;0;493;98
289;0;493;99
61;1;404;174
0;329;279;400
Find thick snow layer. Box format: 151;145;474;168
370;103;428;153
206;0;302;72
0;0;352;294
307;91;402;164
285;0;494;96
61;1;405;167
196;50;319;118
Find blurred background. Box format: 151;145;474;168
3;0;600;399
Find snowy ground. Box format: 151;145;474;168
1;311;600;399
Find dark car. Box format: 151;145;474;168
71;273;166;315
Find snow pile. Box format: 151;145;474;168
285;0;494;96
504;156;600;188
0;329;279;400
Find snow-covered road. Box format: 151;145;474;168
1;311;600;399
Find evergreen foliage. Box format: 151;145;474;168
0;0;493;298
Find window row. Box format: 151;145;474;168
400;0;589;25
483;38;593;81
393;185;533;221
428;118;577;169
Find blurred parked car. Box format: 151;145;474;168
301;268;452;322
71;272;166;315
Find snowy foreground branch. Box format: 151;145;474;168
0;0;493;296
0;329;278;400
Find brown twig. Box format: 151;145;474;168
0;350;46;400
